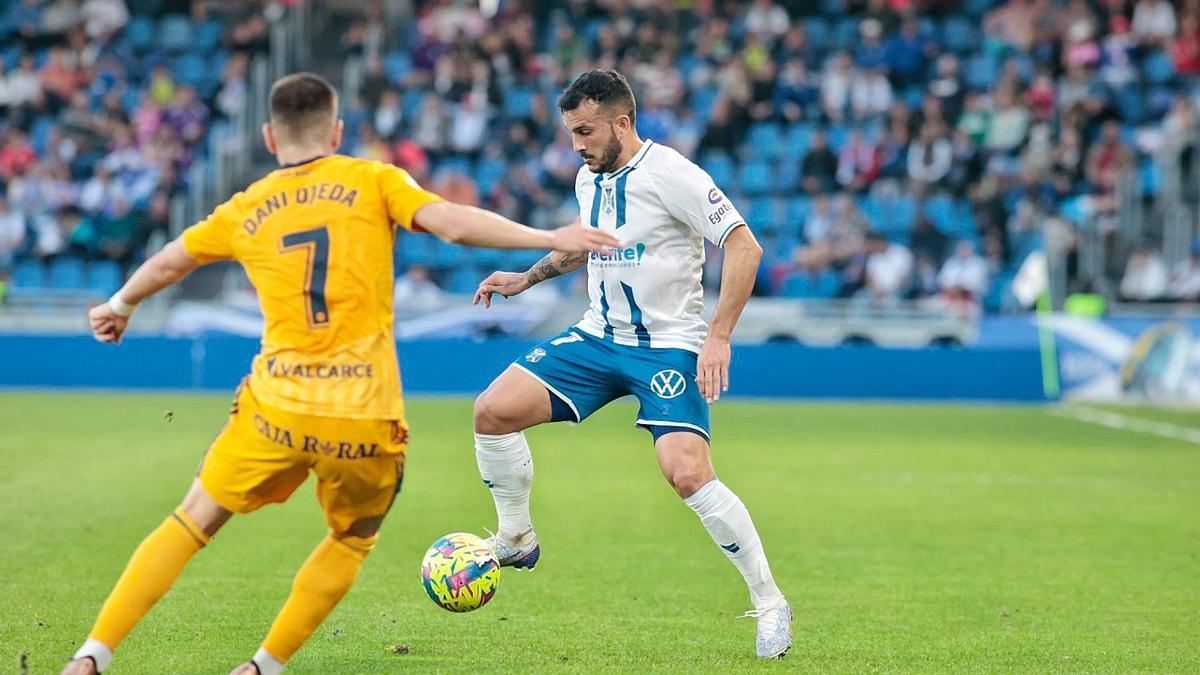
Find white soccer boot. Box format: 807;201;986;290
484;528;540;570
741;598;792;659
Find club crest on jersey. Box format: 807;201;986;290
601;186;616;215
708;187;723;204
525;348;547;363
650;369;687;399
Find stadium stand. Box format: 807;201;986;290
2;0;1198;317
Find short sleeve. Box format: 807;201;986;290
376;163;443;231
181;196;242;264
654;158;747;247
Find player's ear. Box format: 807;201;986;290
262;123;277;155
332;119;344;151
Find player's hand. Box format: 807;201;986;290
696;334;731;403
89;302;129;344
474;271;532;308
549;219;621;254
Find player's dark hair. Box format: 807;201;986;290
268;72;338;142
557;69;636;126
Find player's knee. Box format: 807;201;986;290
666;464;715;498
474;391;517;435
331;528;378;557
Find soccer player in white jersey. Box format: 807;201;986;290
471;70;791;659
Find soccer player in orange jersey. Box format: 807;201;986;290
60;73;619;675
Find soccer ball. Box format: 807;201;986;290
420;532;501;612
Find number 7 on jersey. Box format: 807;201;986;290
280;226;331;327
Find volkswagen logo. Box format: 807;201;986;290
650;369;687;399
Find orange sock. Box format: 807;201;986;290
89;509;209;650
260;534;374;664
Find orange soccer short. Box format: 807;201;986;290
198;382;408;536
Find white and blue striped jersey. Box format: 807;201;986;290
573;140;746;353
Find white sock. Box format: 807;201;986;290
73;639;113;672
684;479;785;609
252;646;285;675
474;432;534;542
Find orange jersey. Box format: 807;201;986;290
182;154;441;420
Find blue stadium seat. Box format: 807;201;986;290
1115;87;1145;122
942;17;976;54
745;198;779;235
49;257;87;289
475;158;507;195
126;16;156;52
784;124;811;158
402;91;425;120
833;17;859;50
747;123;783;160
1144;50;1175;85
691;86;719;122
173;54;207;87
826;125;849;152
13;260;45;288
432;239;469;269
964;54;999;91
738;161;774;195
474;247;505;270
504;87;534;118
701;153;735;189
782;196;810;234
923;196;957;233
158;16;192;53
782;273;818;298
89;261;123;295
803;19;830;52
385;51;412;84
193;20;223;52
815;270;842;298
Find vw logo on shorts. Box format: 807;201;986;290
650;369;687;399
525;348;547;363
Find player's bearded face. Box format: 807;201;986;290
590;125;623;174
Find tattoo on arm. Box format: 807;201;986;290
525;250;588;285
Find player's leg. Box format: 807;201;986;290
62;480;233;675
473;332;620;567
240;419;406;675
628;346;790;658
472;364;551;565
654;431;792;658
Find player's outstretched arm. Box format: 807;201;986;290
698;225;763;402
88;238;200;344
472;249;589;308
413;202;620;253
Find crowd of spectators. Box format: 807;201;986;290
0;0;268;298
3;0;1199;312
330;0;1200;310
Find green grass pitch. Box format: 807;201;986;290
1;391;1197;673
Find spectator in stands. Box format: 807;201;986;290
394;264;446;313
837;128;882;192
699;96;741;155
80;0;129;40
1173;12;1200;75
851;66;893;121
800;129;838;194
929;55;964;123
1119;247;1170;301
5;54;43;109
908;122;953;198
821;51;854;122
1101;16;1139;88
938;240;991;299
0;197;26;275
910;217;949;264
744;0;790;40
775;57;819;122
957;91;991;145
985;0;1044;53
856;19;887;72
1132;0;1177;47
1085;120;1132;213
374;89;403;140
0;129;36;180
1167;241;1200;300
986;85;1030;155
96;197;137;265
884;16;933;87
412;94;447;157
861;232;914;304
